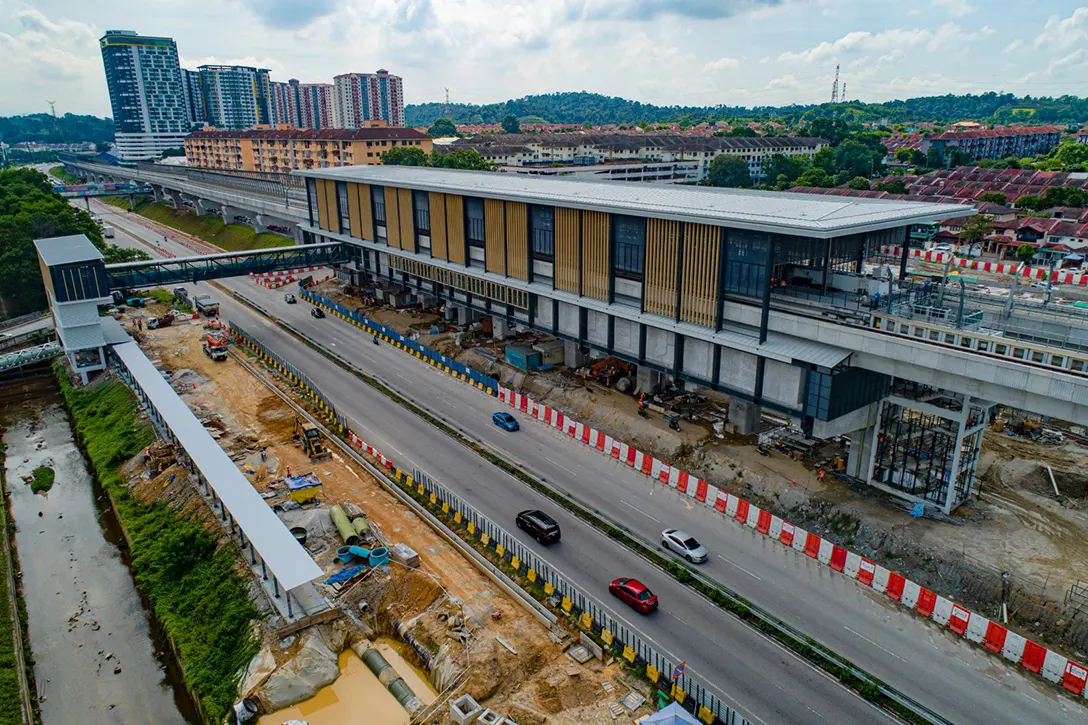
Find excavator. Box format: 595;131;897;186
293;418;332;462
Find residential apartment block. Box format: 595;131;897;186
919;125;1064;161
271;80;338;129
184;126;431;173
449;134;827;184
197;64;272;130
182;68;205;129
98;30;193;160
334;70;405;127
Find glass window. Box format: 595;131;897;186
371;185;386;224
413;190;430;234
529;204;554;260
336;181;350;234
613;214;646;280
465;197;485;247
306;178;318;224
723;229;771;298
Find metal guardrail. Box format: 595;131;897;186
0;311;49;332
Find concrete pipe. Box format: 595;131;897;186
351;515;370;537
393;618;434;669
330;505;360;546
361;645;424;716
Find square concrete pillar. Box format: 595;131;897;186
636;365;662;395
730;399;762;435
563;340;589;368
492;317;510;340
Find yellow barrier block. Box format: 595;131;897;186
441;502;449;514
561;597;572;612
394;469;402;481
405;475;413;486
671;685;686;704
417;484;425;496
454;511;462;524
480;532;490;546
543;581;555;596
646;664;659;683
698;706;714;724
467;522;476;535
428;493;437;505
601;629;613;646
495;543;505;557
527;568;536;582
511;555;520;570
486;388;493;395
622;646;635;663
579;611;592;629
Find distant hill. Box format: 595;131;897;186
0;113;114;145
405;91;1088;128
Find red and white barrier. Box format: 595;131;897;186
487;380;1088;697
880;245;1088;286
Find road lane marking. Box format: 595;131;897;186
669;612;689;626
620;500;660;523
843;626;907;663
544;457;578;477
715;554;763;581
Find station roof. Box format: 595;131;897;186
34;234;103;267
110;340;323;590
297;166;975;238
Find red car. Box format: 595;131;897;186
609;577;659;613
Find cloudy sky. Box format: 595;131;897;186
2;0;1088;118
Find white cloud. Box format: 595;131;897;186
778;28;931;64
703;57;740;72
931;0;976;19
1034;7;1088;50
1003;39;1023;54
765;74;800;90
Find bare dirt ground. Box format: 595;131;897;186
308;279;1088;659
127;304;659;723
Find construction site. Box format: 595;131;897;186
310;275;1088;661
117;291;667;725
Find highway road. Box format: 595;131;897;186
95;200;1082;725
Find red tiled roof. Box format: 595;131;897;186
927;125;1064;141
188;127;430;141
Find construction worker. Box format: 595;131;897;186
260;447;267;462
817;468;826;483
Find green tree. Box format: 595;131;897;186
796;167;833;187
0;167;145;314
502;114;521;134
812;145;837;174
847;176;870;190
948;148;973;167
977;192;1007;205
874;178;908;194
959;215;993;245
836;139;877;178
1015;194;1044;211
894;148;915;163
705;156;753;188
381;147;430;166
764;153;809;187
925;146;945;169
430;148;495;171
726;126;758;137
1015;243;1036;264
427;117;458;137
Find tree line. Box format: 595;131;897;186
380;144;495;171
405;91;1088;128
0;113;115;145
0;168;147;316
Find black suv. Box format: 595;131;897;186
516;510;561;545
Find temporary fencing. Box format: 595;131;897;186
267;289;1088;703
880;245;1088;286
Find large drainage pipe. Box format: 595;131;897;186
360;645;424;716
330;505;360;546
393;618;434;670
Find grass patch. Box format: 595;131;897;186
146;289;176;305
49;166;81;184
54;364;259;723
29;467;53;494
134;202;293;253
1;448;38;725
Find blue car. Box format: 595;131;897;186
492;412;520;431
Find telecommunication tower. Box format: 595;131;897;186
830;65;840;104
444;88;450;119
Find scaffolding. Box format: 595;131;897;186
864;381;991;514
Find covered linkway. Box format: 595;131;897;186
110;335;326;621
105;242;347;290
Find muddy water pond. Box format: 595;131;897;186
1;402;197;725
259;642;437;725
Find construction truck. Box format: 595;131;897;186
146;312;175;329
202;331;228;361
293;418;332;462
193;294;219;317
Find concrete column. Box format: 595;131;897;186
636;365;662;395
444;304;458;322
730;399;761;435
196;198;218;216
456;305;471;326
151;184;164;203
492;317;510;340
847;426;876;481
563;340;589;368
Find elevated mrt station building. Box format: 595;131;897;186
298;167;988;513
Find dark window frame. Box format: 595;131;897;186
336;181;350;234
529;204;554;261
413;189;430;235
465;196;486;248
371;184;386;225
612;214;646;281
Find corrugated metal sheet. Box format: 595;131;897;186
297;167;974;237
54;322;105;352
34;234;103;267
111;341;323;591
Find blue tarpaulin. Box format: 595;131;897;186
285;472;322;491
324;566;365;586
642;703;702;725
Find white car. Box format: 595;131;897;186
661;528;708;564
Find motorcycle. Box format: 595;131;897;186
373;336;379;345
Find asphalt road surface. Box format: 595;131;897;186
97;200;1082;725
